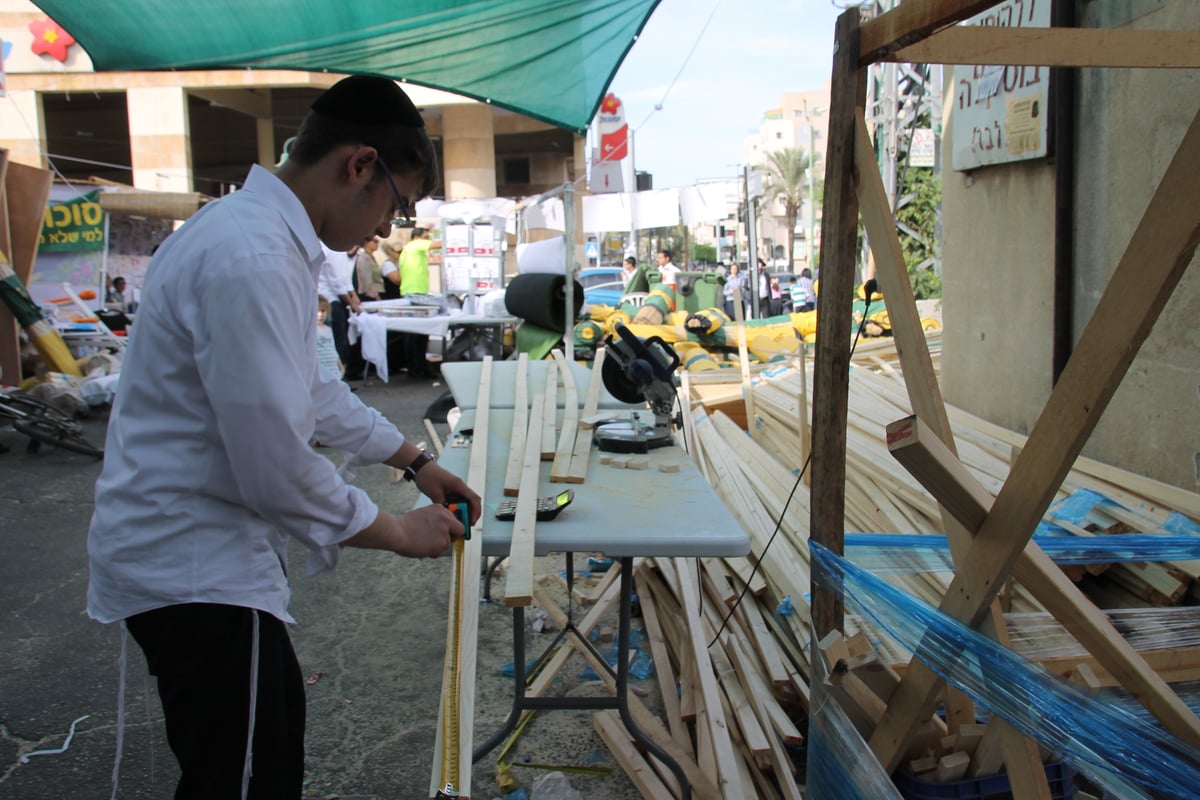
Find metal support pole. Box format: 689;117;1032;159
562;181;576;362
745;165;760;319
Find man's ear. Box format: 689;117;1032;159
346;146;379;183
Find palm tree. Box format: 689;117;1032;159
762;147;810;273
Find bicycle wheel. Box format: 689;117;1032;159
14;418;104;458
0;391;79;426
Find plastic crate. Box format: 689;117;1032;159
893;758;1077;800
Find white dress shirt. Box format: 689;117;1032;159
88;165;405;625
317;243;355;303
658;260;680;287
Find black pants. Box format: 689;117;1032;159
330;300;364;379
127;603;305;800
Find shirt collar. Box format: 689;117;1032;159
242;164;324;266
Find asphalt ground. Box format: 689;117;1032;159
0;373;647;800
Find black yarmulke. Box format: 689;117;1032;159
311;75;425;128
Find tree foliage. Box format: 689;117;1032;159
895;163;942;299
762;147;811;273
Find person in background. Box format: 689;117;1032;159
396;227;441;378
379;239;402;300
757;258;770;318
318;242;360;376
86;74;480;799
105;276;127;311
769;275;784;317
620;255;637;289
793;267;816;312
397;227;440;297
315;296;343;381
354;236;382;302
722;262;747;319
654;249;679;288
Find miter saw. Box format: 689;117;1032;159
596;322;681;453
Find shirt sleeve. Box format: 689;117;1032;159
193;252;399;570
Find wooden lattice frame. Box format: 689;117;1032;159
807;0;1200;789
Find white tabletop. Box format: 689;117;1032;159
433;409;750;559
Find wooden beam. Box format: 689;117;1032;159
504;391;544;607
550;350;579;482
872;94;1200;766
502;353;530;496
430;357;491;799
892;27;1200;69
810;7;865;640
540;360;558;460
858;0;1002;66
884;415;1200;753
565;347;606;484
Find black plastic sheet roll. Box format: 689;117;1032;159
504;273;583;333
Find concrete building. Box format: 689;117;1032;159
0;0;585;204
940;2;1199;490
744;82;832;268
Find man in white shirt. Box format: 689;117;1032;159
88;75;479;799
655;248;680;288
318;242;360;374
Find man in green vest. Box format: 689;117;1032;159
397;226;440;296
397;227;441;377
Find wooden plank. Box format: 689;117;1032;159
422;418;445;456
565;347;606;484
549;349;579;482
540;360;558;460
893;26;1200;69
851;102;1070;795
809;7;865;641
1;159;53;382
504;391;543;607
731;289;757;440
676;558;744;799
502;353;530;496
857;0;1001;66
592;712;675;800
881;413;1200;760
431;356;491;799
635;570;692;759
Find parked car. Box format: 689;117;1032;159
579;266;625;308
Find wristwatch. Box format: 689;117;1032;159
403;449;437;482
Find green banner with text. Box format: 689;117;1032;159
40;190;105;253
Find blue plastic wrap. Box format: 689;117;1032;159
842;532;1200;575
811;542;1200;800
806;636;905;800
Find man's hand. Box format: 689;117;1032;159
415;463;482;527
343;504;465;558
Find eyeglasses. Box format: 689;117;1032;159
375;157;414;228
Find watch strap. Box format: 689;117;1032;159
403;449;436;482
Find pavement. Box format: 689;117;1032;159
0;373;645;800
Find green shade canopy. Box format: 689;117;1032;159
30;0;660;132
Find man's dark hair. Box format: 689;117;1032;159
624;256;637;267
658;249;672;261
287;113;439;199
411;227;428;238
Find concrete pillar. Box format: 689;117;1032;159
442;104;496;199
126;87;193;192
0;90;47;168
257;117;278;168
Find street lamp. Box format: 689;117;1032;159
802;99;826;271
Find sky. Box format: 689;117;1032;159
606;0;844;190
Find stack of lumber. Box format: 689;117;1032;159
578;332;1200;798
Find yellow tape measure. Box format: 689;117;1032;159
436;533;467;797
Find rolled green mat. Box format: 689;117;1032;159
573;319;604;348
504;273;583;333
514;322;563;360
